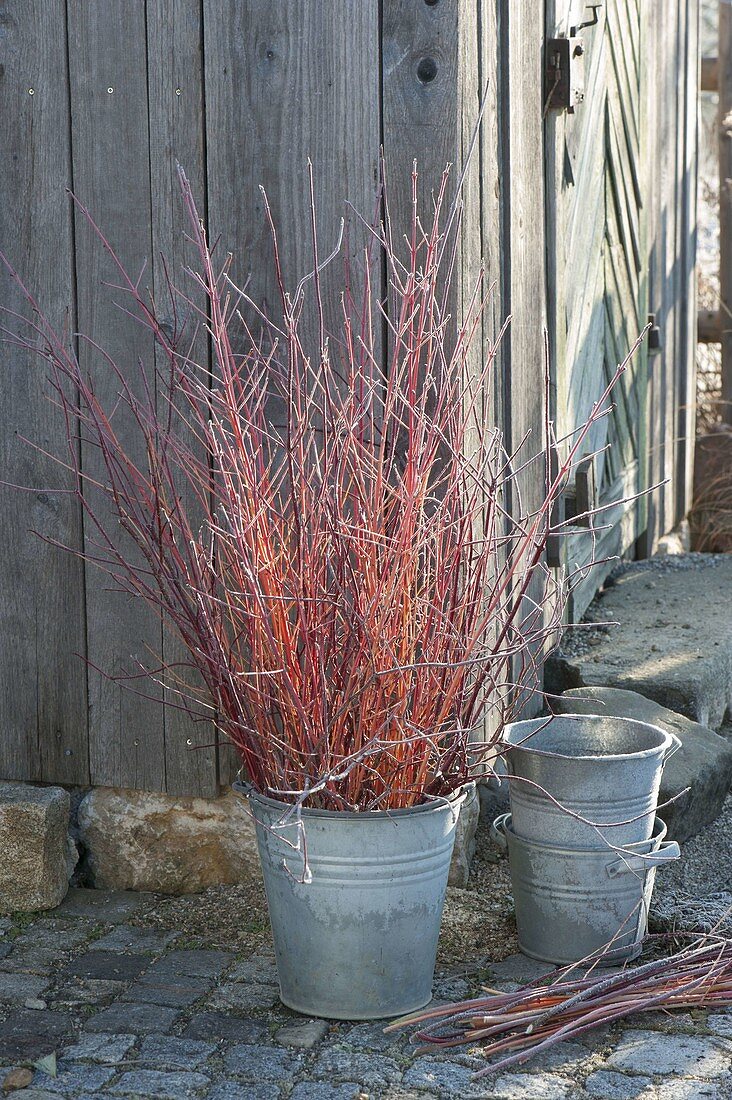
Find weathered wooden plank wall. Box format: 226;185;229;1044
0;1;88;786
0;2;695;796
546;0;699;616
67;4;169;794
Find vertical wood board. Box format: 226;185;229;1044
67;2;166;790
0;0;89;784
147;0;217;796
204;1;381;784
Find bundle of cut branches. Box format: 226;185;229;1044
387;933;732;1078
2;161;640;812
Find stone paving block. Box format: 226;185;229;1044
490;1073;572;1099
0;1009;72;1061
653;1081;725;1099
519;1041;588;1075
52;978;127;1006
182;1012;269;1044
33;1062;116;1094
122;975;212;1008
206;1084;280;1100
145;951;234;980
223;1043;302;1081
338;1021;406;1055
545;556;732;729
552;687;732;841
583;1071;650;1100
382;1092;440;1100
312;1047;401;1090
432;975;473;1001
61;1032;136;1063
2;1091;58;1100
574;1022;614;1051
62;950;150;982
289;1086;364;1100
275;1019;329;1049
207;982;278;1012
109;1069;211;1097
54;888;149;923
638;1011;699;1034
0;973;48;1002
228;955;278;985
0;949;57;976
0;783;70;914
91;927;178;955
606;1029;732;1077
14;919;96;951
707;1013;732;1038
485;954;557;990
85;1003;179;1035
401;1058;485;1098
137;1035;217;1070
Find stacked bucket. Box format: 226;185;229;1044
493;714;681;965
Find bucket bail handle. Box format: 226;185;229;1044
490;811;511;852
606;839;680;878
663;732;682;764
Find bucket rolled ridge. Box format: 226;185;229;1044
501;713;680;847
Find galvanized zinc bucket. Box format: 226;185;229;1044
237;781;469;1020
493;812;680;964
502;714;680;847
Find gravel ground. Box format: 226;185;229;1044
129;821;520;970
1;820;731;1099
652;794;732;935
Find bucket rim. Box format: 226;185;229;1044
501;713;677;763
495;810;668;855
232;778;473;820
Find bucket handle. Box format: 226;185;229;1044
606;839;680;878
663;733;682;765
490;811;511;852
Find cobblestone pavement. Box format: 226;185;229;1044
0;889;731;1099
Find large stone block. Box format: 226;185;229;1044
0;783;71;914
78;787;261;894
545;555;732;729
447;783;480;887
552;686;732;841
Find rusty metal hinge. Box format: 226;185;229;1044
545;36;585;113
545;4;602;114
546;453;599;567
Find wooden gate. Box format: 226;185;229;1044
546;0;649;617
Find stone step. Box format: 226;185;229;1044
546;554;732;730
551;686;732;841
